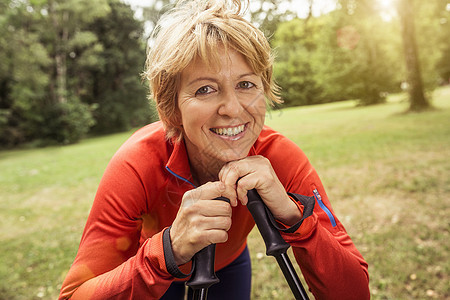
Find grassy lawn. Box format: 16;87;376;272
1;86;449;299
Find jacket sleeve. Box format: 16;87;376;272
266;134;370;300
59;151;174;299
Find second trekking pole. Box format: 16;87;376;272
246;189;309;300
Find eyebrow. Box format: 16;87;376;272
187;72;258;87
187;77;218;87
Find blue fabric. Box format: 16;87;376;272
160;246;252;300
313;188;337;227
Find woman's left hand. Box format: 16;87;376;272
218;155;302;226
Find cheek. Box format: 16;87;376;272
247;95;266;121
180;101;217;132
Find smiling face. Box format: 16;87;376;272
178;47;266;181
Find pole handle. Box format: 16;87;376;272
246;189;290;256
186;196;230;291
186;244;219;290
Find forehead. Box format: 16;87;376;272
181;47;255;82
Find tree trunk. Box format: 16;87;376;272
397;0;430;111
49;1;68;104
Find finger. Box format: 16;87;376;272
182;181;225;208
218;164;239;205
198;215;232;231
194;200;232;217
187;216;231;245
220;161;246;186
218;182;238;207
235;173;260;205
204;229;229;244
219;161;252;204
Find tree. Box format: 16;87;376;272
141;0;176;38
45;0;110;104
0;1;54;145
86;0;152;134
397;0;430;111
272;0;402;107
415;0;450;86
272;18;324;106
250;0;297;39
331;0;402;105
0;0;154;147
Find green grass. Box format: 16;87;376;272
1;87;449;299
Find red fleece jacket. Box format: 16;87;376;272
59;121;369;299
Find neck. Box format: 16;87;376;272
188;155;224;186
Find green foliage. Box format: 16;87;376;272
273;18;324;106
250;0;297;38
0;0;155;147
272;1;406;107
85;0;151;134
270;0;448;108
0;21;52;145
414;0;450;86
41;98;96;145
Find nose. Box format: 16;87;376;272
217;89;244;118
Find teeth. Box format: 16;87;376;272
212;125;245;136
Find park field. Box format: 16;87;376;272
0;86;449;299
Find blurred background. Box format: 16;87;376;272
0;0;448;147
0;0;449;299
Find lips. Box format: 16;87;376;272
210;124;246;137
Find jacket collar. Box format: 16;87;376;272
165;139;196;187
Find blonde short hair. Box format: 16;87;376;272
143;0;281;141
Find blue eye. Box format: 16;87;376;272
195;86;215;96
237;81;255;89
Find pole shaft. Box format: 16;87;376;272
192;288;207;300
275;253;309;300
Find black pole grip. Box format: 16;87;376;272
186;196;230;293
246;189;290;256
187;244;219;290
247;189;309;300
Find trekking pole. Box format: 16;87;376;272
187;244;219;300
186;196;229;300
246;189;309;300
187;192;309;300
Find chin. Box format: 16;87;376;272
217;149;248;163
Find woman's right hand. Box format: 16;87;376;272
169;181;233;265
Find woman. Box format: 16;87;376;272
59;0;370;299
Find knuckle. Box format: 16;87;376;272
256;154;268;162
261;172;273;182
191;215;205;227
219;201;232;211
183;204;196;215
225;162;239;176
205;181;215;188
182;191;196;206
236;181;249;193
